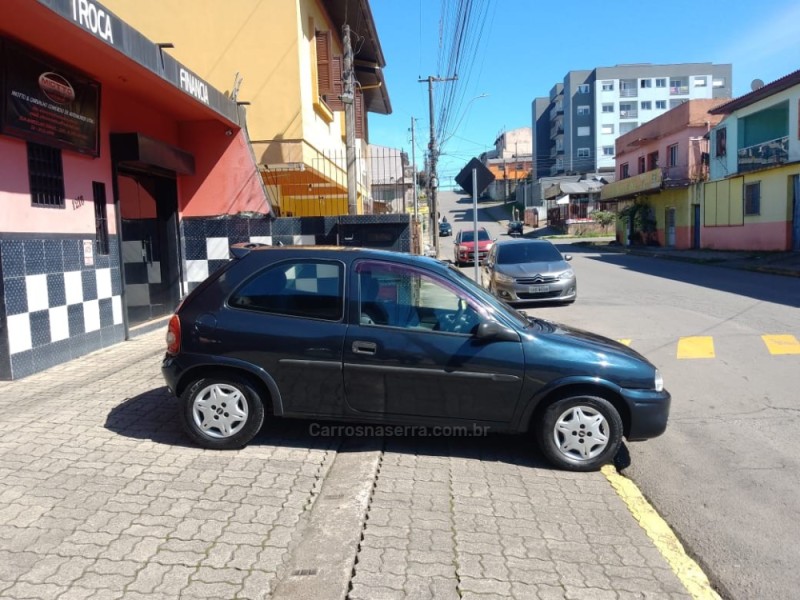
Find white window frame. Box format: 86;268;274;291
601;80;614;91
655;100;667;109
640;79;652;88
577;84;590;94
655;78;666;88
641;101;652;110
577;148;590;158
694;76;707;87
577;105;590;116
601;124;614;135
668;143;678;167
602;103;614;113
577;126;591;137
602;146;614;156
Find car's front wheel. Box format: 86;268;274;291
537;395;623;471
181;375;265;449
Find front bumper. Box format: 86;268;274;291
494;277;577;303
621;388;671;440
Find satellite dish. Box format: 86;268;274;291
751;79;765;91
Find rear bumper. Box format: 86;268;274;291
622;388;671;440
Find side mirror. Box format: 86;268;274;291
564;254;573;261
475;320;520;342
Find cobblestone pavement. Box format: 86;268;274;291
348;437;690;600
0;328;691;599
0;330;340;600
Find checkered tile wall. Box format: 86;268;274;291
0;236;124;379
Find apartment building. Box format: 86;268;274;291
480;127;532;200
533;63;732;179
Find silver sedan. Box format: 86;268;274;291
481;239;576;305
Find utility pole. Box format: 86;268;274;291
419;75;456;257
342;24;357;215
411;117;418;223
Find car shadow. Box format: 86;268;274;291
105;388;631;471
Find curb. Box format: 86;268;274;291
602;465;721;600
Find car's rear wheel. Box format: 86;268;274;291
537;395;622;471
181;375;265;449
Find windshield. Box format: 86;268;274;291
497;242;563;264
446;264;529;328
460;229;491;242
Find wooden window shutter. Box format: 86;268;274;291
316;30;333;99
355;89;365;139
326;55;344;110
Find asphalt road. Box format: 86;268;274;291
436;189;800;600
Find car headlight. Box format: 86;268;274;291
495;272;514;284
558;269;575;280
654;369;664;392
486;243;493;251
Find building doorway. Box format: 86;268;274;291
117;169;181;327
666;207;676;247
792;175;800;252
693;204;701;249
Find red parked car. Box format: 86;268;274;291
453;227;494;266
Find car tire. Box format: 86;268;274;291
537;395;623;472
181;375;265;450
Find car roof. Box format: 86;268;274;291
229;243;450;270
494;238;556;246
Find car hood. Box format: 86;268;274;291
497;261;570;277
524;317;657;387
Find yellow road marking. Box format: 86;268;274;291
617;339;632;346
762;334;800;355
602;466;721;600
677;336;715;359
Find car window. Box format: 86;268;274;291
497;242;563;264
459;229;490;243
357;261;481;334
230;260;344;321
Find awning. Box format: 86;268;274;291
556;195;570;205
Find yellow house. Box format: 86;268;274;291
706;70;800;251
103;0;391;216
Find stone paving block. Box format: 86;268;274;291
348;583;406;600
238;569;276;600
127;562;171;594
0;581;66;600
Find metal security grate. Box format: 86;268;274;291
93;181;110;255
27;142;65;208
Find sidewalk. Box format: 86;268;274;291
0;328;698;599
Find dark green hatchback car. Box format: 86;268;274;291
162;244;670;471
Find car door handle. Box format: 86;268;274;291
352;341;377;355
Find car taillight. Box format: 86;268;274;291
166;315;181;355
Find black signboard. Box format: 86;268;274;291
1;39;100;156
456;158;495;196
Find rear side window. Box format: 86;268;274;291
230;260;344;321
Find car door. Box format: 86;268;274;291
223;258;347;416
482;245;497;289
343;259;525;423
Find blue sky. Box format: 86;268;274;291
366;0;800;187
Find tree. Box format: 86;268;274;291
592;210;616;232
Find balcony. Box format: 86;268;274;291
670;85;689;95
737;136;789;173
550;125;564;138
619;109;638;119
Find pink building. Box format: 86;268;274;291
0;0;271;379
600;99;727;248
